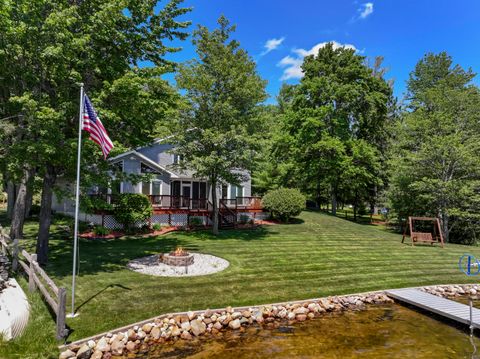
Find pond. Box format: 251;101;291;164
141;303;479;358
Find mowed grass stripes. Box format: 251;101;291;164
2;210;480;357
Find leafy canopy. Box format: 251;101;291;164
172;16;267;186
273;43;392;214
388;52;480;243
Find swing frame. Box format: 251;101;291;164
401;216;444;248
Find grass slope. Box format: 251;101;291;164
1;210;479;358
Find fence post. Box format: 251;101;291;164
11;237;19;272
56;287;67;340
28;253;37;292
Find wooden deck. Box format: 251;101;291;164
386;288;480;328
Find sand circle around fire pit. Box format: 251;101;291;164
127;253;229;277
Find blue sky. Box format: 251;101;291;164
160;0;480;103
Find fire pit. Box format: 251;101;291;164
160;247;194;267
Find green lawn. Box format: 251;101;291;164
1;210;479;358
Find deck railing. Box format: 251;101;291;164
88;194;262;211
147;195;208;210
220;197;263;210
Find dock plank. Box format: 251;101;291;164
385;288;478;328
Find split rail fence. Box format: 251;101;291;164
0;227;67;339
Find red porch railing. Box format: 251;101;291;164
219;197;263;210
88;194;262;211
148;195;209;210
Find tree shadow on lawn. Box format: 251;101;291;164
44;235;199;279
284;218;305;225
181;225;275;241
44;227;273;278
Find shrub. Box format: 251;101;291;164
152;223;162;231
113;193;153;233
239;214;250;224
189;216;203;227
82;196;114;214
262;188;306;223
93;225;111;236
358;205;368;216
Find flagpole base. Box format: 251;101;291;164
66;312;79;319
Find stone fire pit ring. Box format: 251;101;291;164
160;251;195;267
127;253;229;277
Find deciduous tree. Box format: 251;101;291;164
282;44;392;215
173;16;267;234
0;0;189;263
388;52;480;243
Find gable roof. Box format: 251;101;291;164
108;150;179;178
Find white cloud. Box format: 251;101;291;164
261;37;285;55
278;41;357;80
359;2;374;19
278;56;304;80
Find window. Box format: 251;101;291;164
152;181;161;195
142;176;162;196
171;181;181;196
141;162;160;174
222;185;228;199
200;182;207;199
112;181;122;194
173;154;182;164
142;182;150;195
111;161;123;194
113;161;124;172
192;182;207;199
229;185;243;199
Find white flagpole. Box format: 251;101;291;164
69;83;84;318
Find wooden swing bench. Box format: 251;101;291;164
402;216;444;248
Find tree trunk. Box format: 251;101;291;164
6;181;16;220
10;168;33;239
331;188;337;216
353;193;358;221
315;181;321;208
24;174;34;218
36;165;56;266
211;178;219;235
441;212;449;243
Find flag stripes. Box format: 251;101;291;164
82;94;113;158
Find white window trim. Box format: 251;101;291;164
226;184;243;199
141;177;163;196
172;153;182;165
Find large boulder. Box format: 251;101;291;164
190;319;206;336
76;344;92;359
111;339;125;356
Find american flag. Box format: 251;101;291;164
82;94;114;158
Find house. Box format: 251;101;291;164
108;139;253;206
52;138;265;228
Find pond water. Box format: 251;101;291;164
141;303;479;358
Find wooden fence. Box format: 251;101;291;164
0;228;67;339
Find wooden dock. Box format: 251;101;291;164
385;288;480;328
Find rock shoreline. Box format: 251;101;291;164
421;283;480;298
59;284;477;359
59;291;393;359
